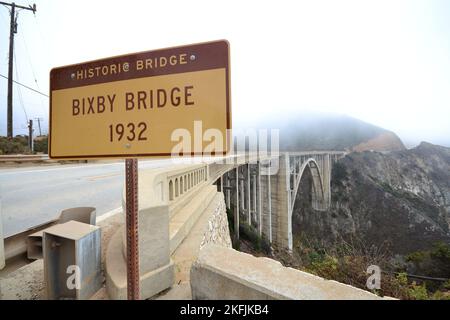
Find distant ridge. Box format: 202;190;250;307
235;111;406;152
352;131;405;152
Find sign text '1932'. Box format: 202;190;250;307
109;122;148;142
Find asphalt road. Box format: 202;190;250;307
0;159;177;238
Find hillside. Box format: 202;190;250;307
351;131;406;152
235;112;406;152
293;142;450;254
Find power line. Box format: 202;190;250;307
0;73;48;97
17;16;47;114
19;27;38;85
14;49;29;123
32;14;50;64
34;117;43;136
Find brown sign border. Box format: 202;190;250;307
49;40;231;159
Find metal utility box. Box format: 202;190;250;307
27;207;97;260
43;220;102;300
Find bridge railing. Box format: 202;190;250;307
121;151;346;229
122;163;211;217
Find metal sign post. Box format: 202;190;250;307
125;158;139;300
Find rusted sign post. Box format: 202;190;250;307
125;158;139;299
49;40;231;300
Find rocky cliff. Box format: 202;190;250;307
293;142;450;255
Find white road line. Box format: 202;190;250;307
0;162;123;175
0;159;173;176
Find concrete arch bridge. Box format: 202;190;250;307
105;151;346;299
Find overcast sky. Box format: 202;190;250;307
0;0;449;147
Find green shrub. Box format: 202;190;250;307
34;136;48;153
331;162;347;187
226;207;271;253
406;251;427;264
267;235;450;300
408;282;429;300
0;135;49;154
0;136;29;154
430;242;450;261
231;236;240;250
430;290;450;300
396;272;408;286
239;223;271;254
308;255;339;279
444;280;450;290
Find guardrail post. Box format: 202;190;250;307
0;198;5;270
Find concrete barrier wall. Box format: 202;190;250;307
191;244;386;300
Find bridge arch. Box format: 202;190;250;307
291;158;325;212
287;158;326;250
281;156;329;251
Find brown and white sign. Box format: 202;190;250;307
49;40;231;159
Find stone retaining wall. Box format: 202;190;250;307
200;193;232;249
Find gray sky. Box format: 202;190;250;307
0;0;449;147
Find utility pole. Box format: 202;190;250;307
28;119;33;152
34;117;43;136
0;1;36;138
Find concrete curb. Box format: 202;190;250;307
97;207;122;224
